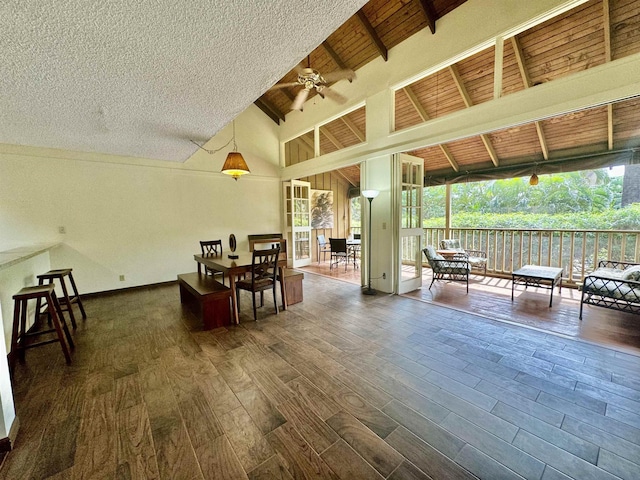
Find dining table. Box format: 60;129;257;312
194;252;288;324
347;238;361;268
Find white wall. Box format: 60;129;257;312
0;106;282;294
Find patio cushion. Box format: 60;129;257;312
622;264;640;281
424;245;445;261
441;262;471;274
468;255;487;266
586;278;640;302
590;267;624;280
440;239;464;251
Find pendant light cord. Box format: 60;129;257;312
190;119;237;155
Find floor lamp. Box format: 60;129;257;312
362;189;379;295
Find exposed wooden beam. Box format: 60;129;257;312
511;37;532;88
319;126;344;150
403;86;458;172
356;10;388;61
535;123;549;161
254;98;283;124
448;64;472;107
511;36;550;160
604;0;614;150
494;36;504;99
335;167;357;187
298;133;315;153
280;88;296;103
340;116;365;142
403;86;429;122
322;41;352;82
607;104;614;150
603;0;612;62
415;0;437;34
448;64;499;166
480;136;500;167
439;144;460;172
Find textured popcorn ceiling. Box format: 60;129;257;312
1;0;366;162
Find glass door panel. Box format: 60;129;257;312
283;180;312;267
397;153;423;294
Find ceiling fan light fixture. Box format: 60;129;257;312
221;152;250;181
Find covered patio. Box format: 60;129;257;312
301;260;640;355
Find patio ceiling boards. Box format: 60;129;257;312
270;0;640;186
410;0;640;185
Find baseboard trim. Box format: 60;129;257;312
0;415;20;452
82;279;178;299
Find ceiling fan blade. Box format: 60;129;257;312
322;69;356;83
321;87;347;104
268;82;300;91
291;88;310;111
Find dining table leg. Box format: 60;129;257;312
279;266;287;310
229;275;239;324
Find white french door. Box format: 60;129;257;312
396;153;423;294
283;180;312;268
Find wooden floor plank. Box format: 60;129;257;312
236;385;287;435
277;395;339;454
320;439;385;479
219;406;274;472
246;454;294;480
326;410;404;478
72;430;116;479
266;423;340;479
116;404;161;480
3;275;639;480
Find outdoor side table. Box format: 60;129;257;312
511;265;564;308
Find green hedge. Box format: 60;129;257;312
424;204;640;230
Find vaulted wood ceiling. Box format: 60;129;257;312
255;0;468;124
260;0;640;187
405;0;640;186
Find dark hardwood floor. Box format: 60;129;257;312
2;273;639;479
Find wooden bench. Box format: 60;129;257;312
283;269;304;305
177;273;232;329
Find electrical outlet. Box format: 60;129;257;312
119;275;125;281
58;226;66;234
382;272;386;279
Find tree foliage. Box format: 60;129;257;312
423;169;639;230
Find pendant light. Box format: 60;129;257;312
529;163;539;185
221;120;250;181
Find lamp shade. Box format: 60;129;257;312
221;152;250;180
362;189;379;199
529;173;539;186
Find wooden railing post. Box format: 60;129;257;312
421;227;639;285
445;184;451;239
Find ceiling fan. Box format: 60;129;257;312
268;61;355;111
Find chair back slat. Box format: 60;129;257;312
200;240;222;256
251;247;280;287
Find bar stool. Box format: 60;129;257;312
36;268;86;328
10;284;74;370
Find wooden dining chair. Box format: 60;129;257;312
235;246;281;320
200;240;225;283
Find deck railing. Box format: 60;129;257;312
422;227;640;286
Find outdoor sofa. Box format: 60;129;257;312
579;260;640;319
